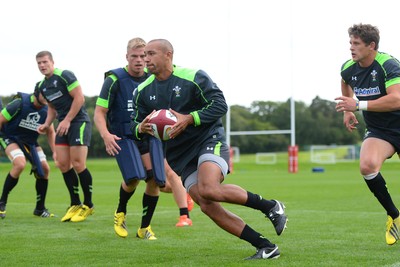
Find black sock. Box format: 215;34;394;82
240;224;274;248
35;179;48;210
179;208;189;217
365;172;399;219
140;193;159;228
117;185;135;214
0;173;19;203
62;168;81;206
78;168;93;208
244;192;275;214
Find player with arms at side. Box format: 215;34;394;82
336;23;400;245
0;89;56;218
132;39;288;260
36;51;95;223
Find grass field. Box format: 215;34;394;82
1;153;400;266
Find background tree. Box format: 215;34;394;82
1;95;365;158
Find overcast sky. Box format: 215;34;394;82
1;0;400;107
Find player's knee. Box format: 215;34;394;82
160;184;172;193
123;180;139;192
12;157;27;174
145;181;160;195
58;161;73;173
198;186;220;201
359;160;379;176
71;160;86;173
198;200;218;217
41;162;50;178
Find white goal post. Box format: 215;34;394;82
230;146;240;163
255;153;277;165
310;145;357;164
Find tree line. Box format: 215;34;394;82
0;94;365;158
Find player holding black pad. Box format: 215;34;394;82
0;89;56;218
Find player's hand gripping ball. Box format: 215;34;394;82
148;109;177;141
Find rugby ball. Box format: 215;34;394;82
148;109;177;141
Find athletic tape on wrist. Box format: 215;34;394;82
359;101;368;111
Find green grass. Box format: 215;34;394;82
1;154;400;266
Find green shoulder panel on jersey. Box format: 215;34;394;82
37;79;45;88
172;66;199;81
104;72;118;81
137;75;156;92
53;68;80;92
54;68;63;76
341;59;356;71
375;52;392;66
375;52;400;88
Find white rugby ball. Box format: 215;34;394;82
148;109;177;141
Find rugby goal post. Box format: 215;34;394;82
255;153;277;165
310;145;357;164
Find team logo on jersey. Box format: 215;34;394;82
370;70;377;82
53;80;58;87
351;76;357;81
150;95;156;101
173;86;181;98
18;112;42;131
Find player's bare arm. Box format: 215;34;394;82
335;80;358;132
94;105;121;156
56;86;84;136
366;84;400;112
38;105;57;134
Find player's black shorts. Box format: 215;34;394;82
364;127;400;153
136;136;149;155
56;121;92;146
180;140;230;182
0;138;39;150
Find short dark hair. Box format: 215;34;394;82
36;50;53;60
348;23;380;50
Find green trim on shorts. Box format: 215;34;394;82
79;122;86;145
0;137;6;150
214;142;222;156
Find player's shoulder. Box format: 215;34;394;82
375;52;400;69
172;65;201;80
341;59;356;72
137;74;156;91
54;68;77;81
5;96;23;113
105;67;128;80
